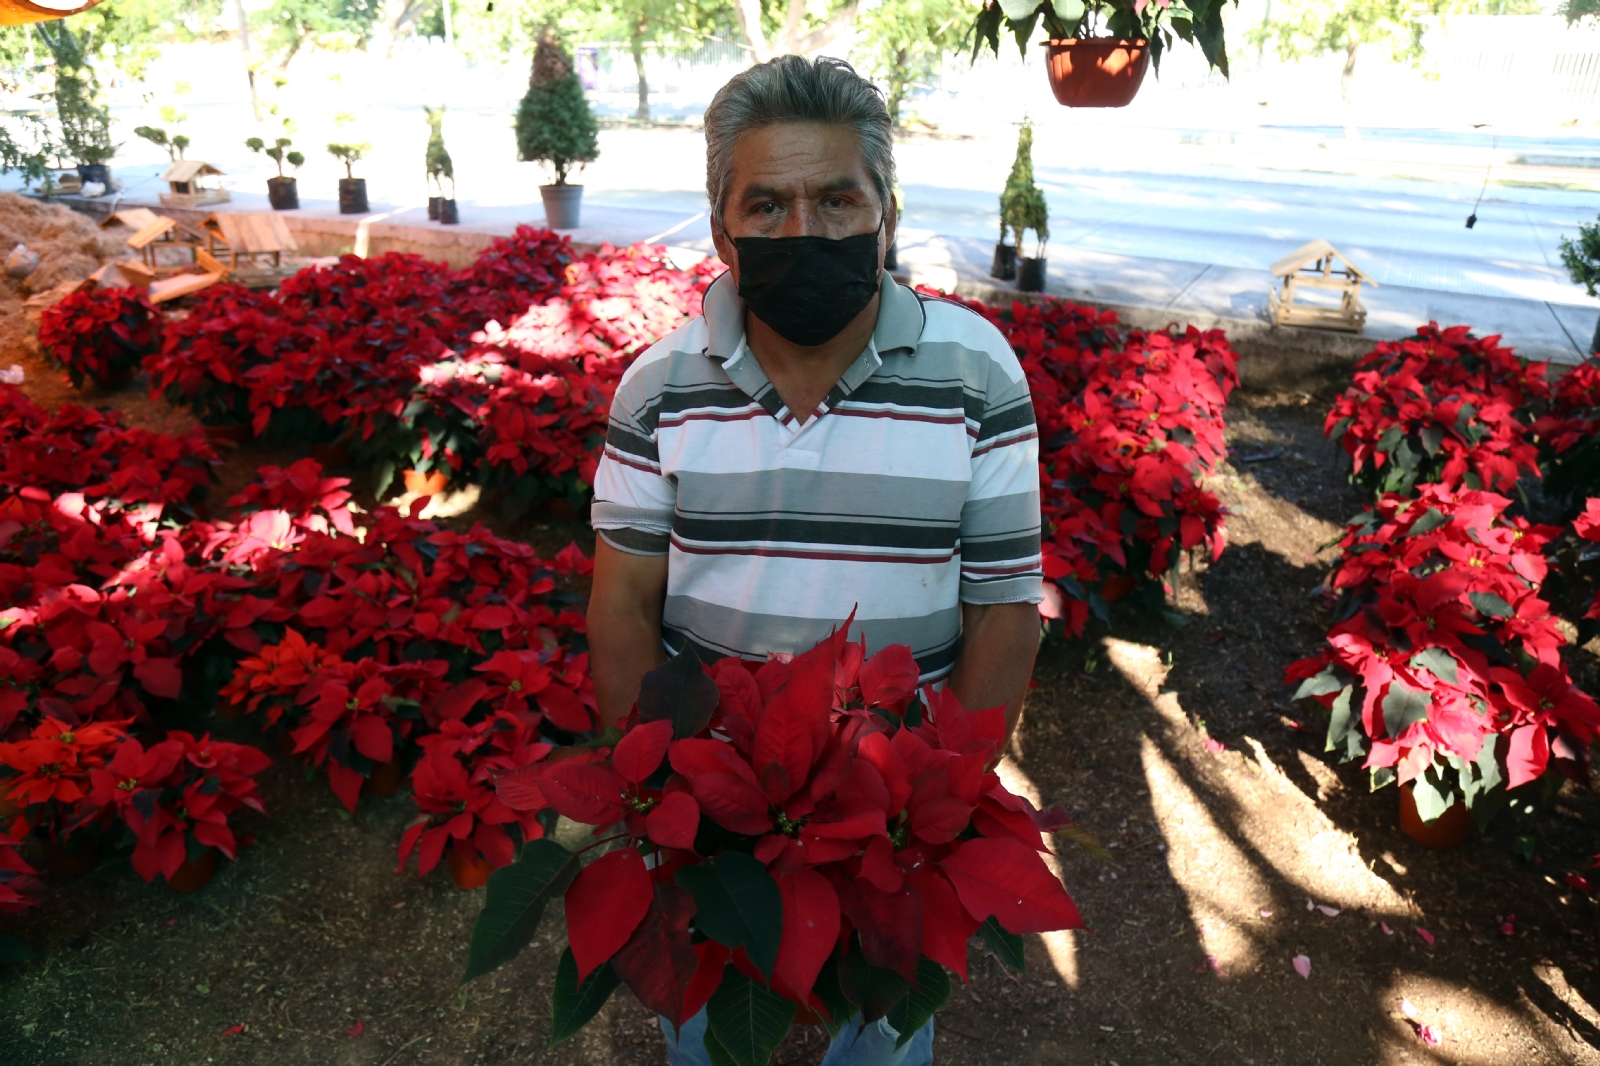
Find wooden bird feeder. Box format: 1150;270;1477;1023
1267;239;1376;333
200;212;298;270
159;160;231;208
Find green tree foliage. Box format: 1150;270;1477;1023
1561;217;1600;298
515;30;599;186
851;0;967;128
1249;0;1542;99
999;120;1048;257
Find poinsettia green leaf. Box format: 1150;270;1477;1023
1410;648;1459;686
1324;686;1355;755
462;839;578;982
811;955;852;1036
549;948;620;1047
1411;765;1457;825
1404;508;1448;537
996;0;1042;19
1381;682;1430;739
1418;425;1444;458
677;852;784;980
0;934;36;966
1293;666;1344;701
839;950;910;1022
1468;591;1514;619
638;646;720;739
706;966;795;1066
886;958;950;1050
978;915;1025;972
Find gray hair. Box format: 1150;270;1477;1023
704;55;896;227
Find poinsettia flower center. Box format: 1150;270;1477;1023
117;778;137;791
57;732;74;744
773;810;808;837
627;795;656;814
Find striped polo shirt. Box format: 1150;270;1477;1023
590;270;1042;680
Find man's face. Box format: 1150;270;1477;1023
711;121;897;285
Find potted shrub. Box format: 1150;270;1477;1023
970;0;1235;108
1000;121;1049;292
246;134;305;210
41;22;117;189
515;28;598;230
424;105;458;224
134;125;190;162
327;142;371;214
463;629;1088;1051
1559;215;1600;353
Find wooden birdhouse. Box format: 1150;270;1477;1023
159;160;231;208
1267;239;1376;333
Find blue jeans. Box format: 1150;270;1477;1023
662;1008;934;1066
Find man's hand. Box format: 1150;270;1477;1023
586;538;669;727
947;600;1041;741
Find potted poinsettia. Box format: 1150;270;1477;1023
971;0;1236;108
0;717;127;878
1286;485;1600;847
86;730;272;891
38;288;164;391
462;623;1088;1057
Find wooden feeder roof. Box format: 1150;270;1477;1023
161;160;224;183
1269;239;1373;283
101;207;160;230
203;212;297;256
124;214;177;249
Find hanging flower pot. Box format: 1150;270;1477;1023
1399;783;1473;849
447;847;493;891
166;848;217;893
402;467;449;496
1045;39;1151;108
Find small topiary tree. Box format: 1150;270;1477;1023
1560;216;1600;353
327;142;369;179
247;136;303;178
514;27;598;186
1000;121;1049;260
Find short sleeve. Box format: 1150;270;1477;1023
958;347;1043;604
591;352;676;556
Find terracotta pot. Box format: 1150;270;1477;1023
310;442;351;467
402;468;449;496
447;847;493;891
1399;782;1473;849
363;760;403;797
1044;39;1151;108
202;423;251;448
41;835;99;880
166;848;216;893
1101;573;1138;603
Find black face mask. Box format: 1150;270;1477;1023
733;220;882;347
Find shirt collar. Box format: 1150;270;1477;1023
701;269;927;368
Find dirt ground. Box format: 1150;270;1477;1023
2;363;1598;1066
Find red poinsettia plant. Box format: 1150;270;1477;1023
1325;323;1548;499
1533;356;1600;516
1286;485;1600;826
930;292;1237;635
463;624;1085;1060
38;287;164;390
84;729;271;883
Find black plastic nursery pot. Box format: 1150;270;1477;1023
438;199;459;225
267;176;299;211
76;163;111;187
1016;256;1048;293
428;195;441;220
339;177;369;215
990;242;1017;280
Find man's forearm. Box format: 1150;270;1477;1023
947;600;1041;740
586;539;670;727
588;604;667;727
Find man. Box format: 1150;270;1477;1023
586;55;1043;1066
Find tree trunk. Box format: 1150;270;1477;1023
1340;40;1360;140
443;0;453;46
733;0;772;63
632;25;649;123
886;48;909;128
233;0;260;121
